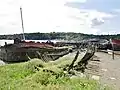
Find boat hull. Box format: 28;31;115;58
112;39;120;51
0;46;69;62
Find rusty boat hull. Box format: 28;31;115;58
0;39;70;62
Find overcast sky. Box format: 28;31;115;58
0;0;120;35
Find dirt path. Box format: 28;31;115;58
87;52;120;90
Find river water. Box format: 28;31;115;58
0;40;61;46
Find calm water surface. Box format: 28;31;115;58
0;40;62;46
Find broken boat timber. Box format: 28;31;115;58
0;39;71;62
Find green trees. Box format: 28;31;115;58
0;32;120;40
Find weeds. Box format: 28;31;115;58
0;59;111;90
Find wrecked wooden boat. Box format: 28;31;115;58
96;39;120;51
111;39;120;51
0;38;70;62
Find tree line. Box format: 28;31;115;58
0;32;120;40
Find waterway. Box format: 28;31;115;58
0;40;61;46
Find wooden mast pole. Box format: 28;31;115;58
110;39;114;60
20;7;25;40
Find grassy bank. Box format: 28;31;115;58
0;59;110;90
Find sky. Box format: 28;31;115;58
0;0;120;35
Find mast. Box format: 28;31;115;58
20;7;25;40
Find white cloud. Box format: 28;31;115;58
91;18;104;26
90;28;100;35
0;0;114;35
83;9;114;27
66;0;87;3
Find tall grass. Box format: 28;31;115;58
0;59;111;90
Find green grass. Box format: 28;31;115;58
0;58;111;90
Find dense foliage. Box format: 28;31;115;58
0;32;120;40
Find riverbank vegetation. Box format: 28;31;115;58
1;32;120;40
0;58;111;90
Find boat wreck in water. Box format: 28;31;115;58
0;38;70;62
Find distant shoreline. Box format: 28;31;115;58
0;32;120;41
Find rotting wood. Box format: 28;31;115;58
68;51;79;72
78;52;94;66
74;46;95;72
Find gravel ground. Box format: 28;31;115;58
86;52;120;90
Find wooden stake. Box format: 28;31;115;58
110;39;114;60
